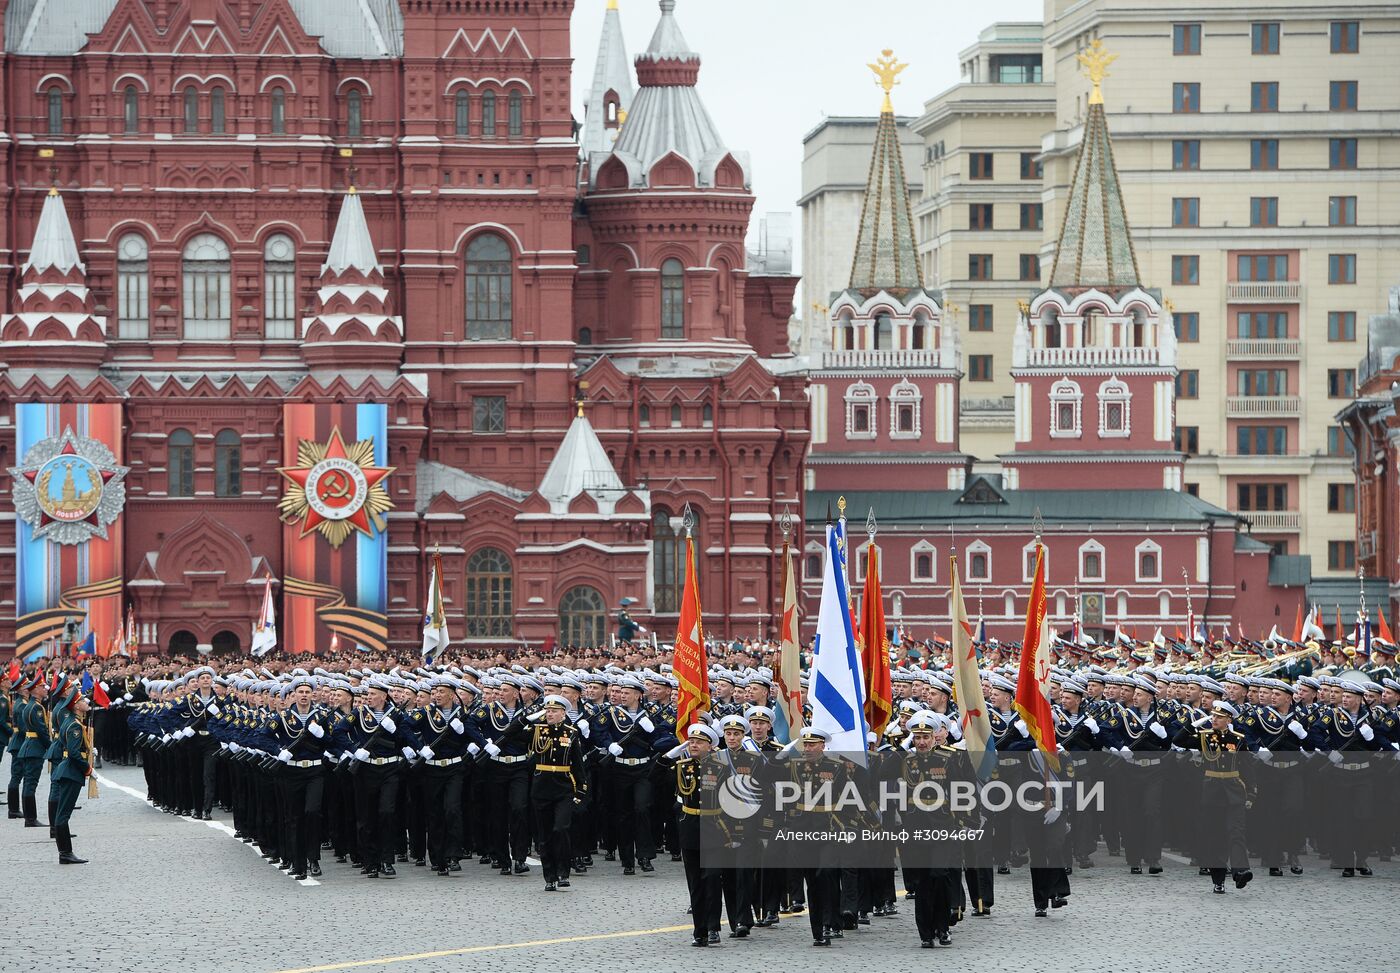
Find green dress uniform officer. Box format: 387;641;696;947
49;686;93;864
15;674;52;828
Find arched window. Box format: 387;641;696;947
1042;306;1062;348
214;429;241;497
653;509;680;613
639;402;651;427
465;547;514;637
670;402;683;427
346;89;363;138
168;630;197;655
660;258;685;339
508;90;523;137
211;630;241;655
168;429;195;497
270;87;286;135
702;403;713;427
183;87;199;133
117;234;149;339
263;234;297;339
123;86;140;134
874;313;893;350
577;326;593;346
1097;378;1131;438
454;90;470;136
1049;378;1083;437
805;553;822;579
559;585;606;647
464;233;513;340
182;233;231;339
210;87;226;134
910;312;927;350
47;87;63;135
481;90;497;138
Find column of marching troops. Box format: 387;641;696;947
2;640;1398;950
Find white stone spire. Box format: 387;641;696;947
24;188;84;275
324;188;381;276
538;411;627;515
581;0;636;158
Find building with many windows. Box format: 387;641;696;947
0;0;804;655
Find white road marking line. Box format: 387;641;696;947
1162;852;1192;865
93;772;320;886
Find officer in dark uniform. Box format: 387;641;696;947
1053;677;1104;868
409;676;483;877
1319;679;1381;875
1118;676;1172;875
656;722;728;947
528;694;588;891
1173;700;1255;893
346;677;423;878
260;675;334;881
592;673;677;874
1245;678;1321;875
470;675;538;876
895;711;971;947
0;671;13;804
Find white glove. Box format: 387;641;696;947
1083;717;1099;734
183;726;196;739
664;742;689;760
419;746;436;761
1044;806;1062;826
608;742;624;757
1287;719;1307;739
229;743;242;754
1257;748;1272;762
1193;716;1212;729
1149;721;1167;740
401;746;416;761
218;743;229;752
1120;746;1136;762
379;716;396;734
123;692;133;702
901;735;914;751
277;749;292;764
207;703;221;717
467;743;481;756
450;718;465;735
639;715;656;733
353;748;371;762
867;731;879;746
948;720;963;741
160;733;172;744
307;721;324;739
578;719;591;740
1014;719;1030;738
1359;724;1374;741
527;710;546;723
485;742;501;758
1327;751;1343;765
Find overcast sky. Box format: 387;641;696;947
570;0;1041;264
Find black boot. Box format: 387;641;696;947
6;785;19;818
22;794;42;827
57;824;88;865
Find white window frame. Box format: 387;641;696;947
803;541;825;581
966;541;992;582
1022;541;1046;582
1097;376;1132;438
1135;540;1163;582
844;381;878;440
910;540;937;583
888;379;923;440
1049;377;1083;438
1079;539;1106;582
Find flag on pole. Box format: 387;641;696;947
773;534;803;744
859;536;893;736
1355;608;1371;657
950;557;996;780
421;550;449;664
5;658;19;684
809;521;868;758
1291;603;1304;643
74;632;95;656
672;532;709;733
1014;541;1059;772
1377;607;1394;645
329;632;341;655
91;679;111;709
104;616;122;660
124;605;137;656
1335;605;1345;644
251;577;277;658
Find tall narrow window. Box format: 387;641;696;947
263;234;297;339
660;259;686;339
117;234;150;339
874;314;892;350
465;547;514;637
168;429;195;498
123;86;140;134
346;89;362;138
508;90;523;137
47;88;63;135
210;87;226;134
270;87;286;135
464;233;513;339
183;87;199;133
182;233;232;339
214;429;241;498
653;509;680;613
481;90;497;138
455;90;470;136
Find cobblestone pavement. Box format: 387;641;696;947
2;765;1394;973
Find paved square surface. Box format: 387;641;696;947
2;765;1393;973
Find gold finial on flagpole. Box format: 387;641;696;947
868;49;907;114
1077;38;1118;106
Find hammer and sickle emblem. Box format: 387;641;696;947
319;470;352;501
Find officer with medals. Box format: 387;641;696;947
658;722;728;947
1173;700;1255;893
775;725;854;948
742;705;788;926
714;713;764;937
897;711;968;947
528;694;588;891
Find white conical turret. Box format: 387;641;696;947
581;0;635;158
24;188;84;276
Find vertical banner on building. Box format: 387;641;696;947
10;403;127;657
279;403;393;654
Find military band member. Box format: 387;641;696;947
529;694;588;891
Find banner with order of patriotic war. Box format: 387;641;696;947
10;403;127;658
278;403;394;655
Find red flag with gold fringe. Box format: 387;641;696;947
673;534;709;733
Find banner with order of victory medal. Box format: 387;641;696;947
278;403;394;654
9;403;127;658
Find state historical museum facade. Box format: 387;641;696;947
0;1;805;655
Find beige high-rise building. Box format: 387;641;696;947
797;2;1400;577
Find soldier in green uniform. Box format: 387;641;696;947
49;684;93;864
15;673;52;828
0;670;13;809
